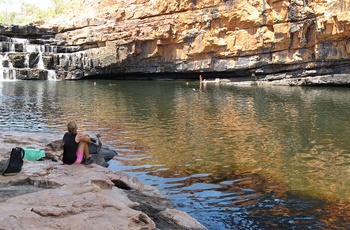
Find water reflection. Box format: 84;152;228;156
1;80;350;229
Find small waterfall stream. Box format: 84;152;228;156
0;53;15;80
0;37;57;80
0;33;95;81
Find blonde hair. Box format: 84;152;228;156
67;121;78;135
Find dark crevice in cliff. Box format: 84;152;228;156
303;83;350;87
55;24;100;34
85;71;248;80
262;0;267;26
340;0;346;11
111;179;132;190
80;59;350;83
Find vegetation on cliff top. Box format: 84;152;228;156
0;0;84;25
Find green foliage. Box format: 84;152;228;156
0;11;15;25
0;0;84;25
274;14;283;23
53;0;83;14
53;0;66;14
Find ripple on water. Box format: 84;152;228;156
2;81;350;229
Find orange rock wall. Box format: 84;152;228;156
49;0;350;82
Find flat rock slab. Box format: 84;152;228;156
0;131;207;230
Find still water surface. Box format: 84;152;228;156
1;80;350;229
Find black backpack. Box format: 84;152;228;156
0;147;25;175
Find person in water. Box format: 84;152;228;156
62;121;94;165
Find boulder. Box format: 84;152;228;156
44;133;117;167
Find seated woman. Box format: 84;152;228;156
62;121;94;165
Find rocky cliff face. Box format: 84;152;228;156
1;0;350;85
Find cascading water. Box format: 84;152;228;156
47;70;57;80
0;53;16;81
0;37;58;81
24;54;29;68
37;52;45;69
0;25;96;81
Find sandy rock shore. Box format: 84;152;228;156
0;131;206;230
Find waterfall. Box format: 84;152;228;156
37;52;44;69
0;37;58;81
0;27;95;81
9;43;15;52
47;70;57;81
24;54;29;68
0;54;3;80
0;54;16;81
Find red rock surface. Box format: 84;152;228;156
36;0;350;84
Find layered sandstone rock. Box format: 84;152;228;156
46;0;350;84
2;0;350;84
0;162;207;229
0;131;207;230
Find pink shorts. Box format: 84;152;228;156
74;151;83;164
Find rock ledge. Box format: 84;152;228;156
0;131;206;230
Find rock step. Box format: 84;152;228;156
0;69;57;80
0;26;96;80
0;48;95;80
0;42;82;54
